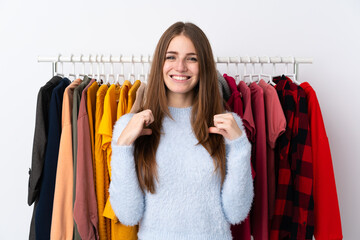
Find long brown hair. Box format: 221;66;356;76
134;22;226;193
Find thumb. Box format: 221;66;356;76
140;128;152;136
208;127;223;135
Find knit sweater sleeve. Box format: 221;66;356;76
221;112;254;224
109;113;145;226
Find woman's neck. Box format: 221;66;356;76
167;91;194;108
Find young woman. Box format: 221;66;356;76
109;22;253;240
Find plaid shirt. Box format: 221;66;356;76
270;76;314;240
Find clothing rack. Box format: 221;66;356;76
37;54;313;80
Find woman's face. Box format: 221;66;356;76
163;34;199;105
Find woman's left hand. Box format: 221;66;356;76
208;113;243;140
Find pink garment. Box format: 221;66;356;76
74;79;99;240
249;82;268;240
237;81;256;143
223;74;243;118
258;79;286;222
231;81;256;240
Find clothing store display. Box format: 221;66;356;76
74;79;100;240
109;107;253;240
271;76;314;240
35;78;70;240
51;79;81;240
258;79;286;223
300;82;343;240
28;76;62;240
28;68;342;240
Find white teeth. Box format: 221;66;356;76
171;75;189;81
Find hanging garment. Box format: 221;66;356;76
117;81;132;119
35;77;71;240
130;82;147;113
127;80;141;113
218;70;231;101
72;76;91;240
232;81;256;240
28;75;63;205
258;79;286;224
94;84;111;240
223;74;243;118
28;76;62;240
51;79;82;240
249;82;268;240
271;76;314;240
300;82;343;240
237;81;256;143
87;81;100;179
74;79;100;240
100;84;138;240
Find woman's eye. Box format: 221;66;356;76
166;55;175;60
188;57;198;62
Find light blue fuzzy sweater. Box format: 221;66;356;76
109;107;253;240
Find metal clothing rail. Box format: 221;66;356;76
37;54;313;64
37;54;313;79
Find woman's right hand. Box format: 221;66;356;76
116;109;154;146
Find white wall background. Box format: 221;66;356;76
1;0;359;239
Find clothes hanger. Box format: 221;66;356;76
106;55;116;85
78;54;87;80
258;57;276;86
226;58;229;74
54;54;64;77
243;61;258;85
68;54;77;81
242;57;252;85
266;62;276;86
250;57;260;83
128;55;136;84
116;55;125;85
256;62;265;84
99;55;107;85
87;54;94;79
284;57;300;85
95;55;105;85
138;54;146;82
234;61;240;84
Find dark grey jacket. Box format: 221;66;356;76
28;76;62;240
28;76;62;205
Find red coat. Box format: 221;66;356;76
300;82;343;240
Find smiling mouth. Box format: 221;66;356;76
170;75;191;81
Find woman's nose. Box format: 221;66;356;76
175;60;187;72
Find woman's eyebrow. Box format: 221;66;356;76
166;51;197;55
166;51;178;54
